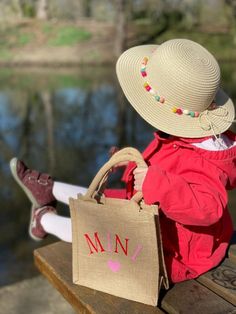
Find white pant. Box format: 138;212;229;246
41;182;87;243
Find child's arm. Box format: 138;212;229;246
140;160;228;226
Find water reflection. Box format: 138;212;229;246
0;63;236;287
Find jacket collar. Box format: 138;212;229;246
152;130;236;160
154;130;236;143
154;131;213;144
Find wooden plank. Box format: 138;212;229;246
229;244;236;264
197;258;236;306
34;241;164;314
161;280;236;314
229;231;236;264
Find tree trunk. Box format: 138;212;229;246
114;0;127;58
113;1;129;145
36;0;48;20
12;0;23;19
82;0;92;17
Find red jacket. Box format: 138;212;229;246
105;131;236;283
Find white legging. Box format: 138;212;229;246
41;182;87;243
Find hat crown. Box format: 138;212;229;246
146;39;221;112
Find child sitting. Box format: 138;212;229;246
10;38;236;283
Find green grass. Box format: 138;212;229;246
0;20;234;64
48;26;92;46
0;25;34;49
42;23;54;34
17;33;34;46
0;49;12;61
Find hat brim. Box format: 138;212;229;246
116;45;235;138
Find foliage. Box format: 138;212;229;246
18;32;34;45
21;2;35;17
0;49;13;60
42;23;53;34
47;26;92;46
0;24;34;53
155;29;235;60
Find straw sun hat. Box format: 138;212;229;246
116;38;235;138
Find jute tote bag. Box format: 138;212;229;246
69;147;169;306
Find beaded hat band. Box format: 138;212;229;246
116;39;235;138
141;56;215;118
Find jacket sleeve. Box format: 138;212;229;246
142;161;228;226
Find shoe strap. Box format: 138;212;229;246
27;171;51;185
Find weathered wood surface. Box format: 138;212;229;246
34;241;164;314
161;280;236;314
229;244;236;265
161;234;236;313
34;240;236;314
229;231;236;264
197;258;236;306
196;239;236;307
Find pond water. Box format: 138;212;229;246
0;63;236;287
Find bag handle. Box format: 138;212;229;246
97;146;146;191
109;147;144;161
95;147;146;199
82;147;147;202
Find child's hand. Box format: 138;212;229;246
133;167;148;191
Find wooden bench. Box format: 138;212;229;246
34;240;236;314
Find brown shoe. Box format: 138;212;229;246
10;158;57;208
29;205;57;241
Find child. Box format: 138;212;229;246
10;38;236;283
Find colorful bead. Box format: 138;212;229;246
176;108;183;115
140;57;200;118
159;96;165;103
142;57;148;65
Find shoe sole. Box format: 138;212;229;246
29;205;43;242
9;157;40;208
